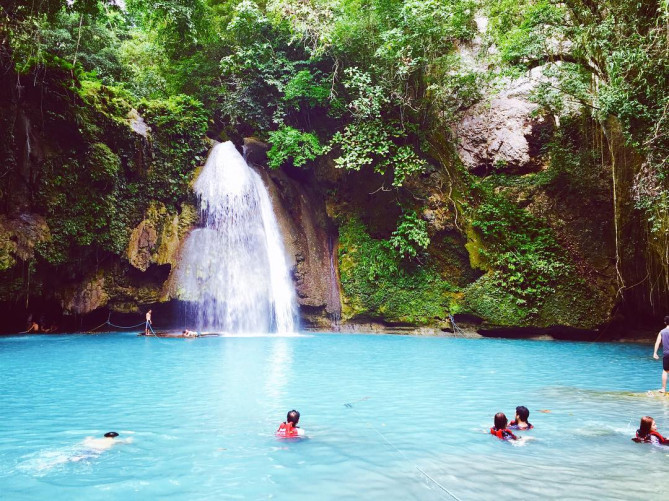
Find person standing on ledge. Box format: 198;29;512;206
145;309;153;336
652;315;669;393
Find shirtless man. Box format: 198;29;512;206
145;310;152;336
652;315;669;393
69;432;132;463
82;432;132;452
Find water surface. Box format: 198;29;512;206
0;333;667;500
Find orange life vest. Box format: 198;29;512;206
490;427;517;440
633;429;668;445
276;422;300;438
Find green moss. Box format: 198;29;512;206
87;143;120;184
140;95;209;210
468;190;571;303
338;218;454;324
464;222;487;270
460;274;532;326
538;280;611;329
0;236;15;271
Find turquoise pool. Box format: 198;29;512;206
0;333;667;500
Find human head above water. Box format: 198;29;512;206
104;432;119;438
494;412;507;430
639;416;656;436
515;406;530;422
287;410;300;425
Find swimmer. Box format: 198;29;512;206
182;329;198;338
81;431;133;453
632;416;668;445
64;432;132;464
276;409;305;438
509;406;533;430
490;412;518;440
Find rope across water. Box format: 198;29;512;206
344;401;462;501
87;313;155;334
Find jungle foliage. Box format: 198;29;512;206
1;0;667;325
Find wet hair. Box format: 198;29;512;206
664;315;669;325
494;412;508;430
515;406;530;422
287;410;300;425
104;432;119;438
639;416;654;437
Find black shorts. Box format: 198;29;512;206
664;355;669;371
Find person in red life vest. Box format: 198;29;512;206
632;416;668;445
276;409;305;438
508;406;533;430
490;412;518;440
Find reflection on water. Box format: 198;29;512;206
266;337;293;403
0;333;667;500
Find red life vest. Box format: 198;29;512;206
276;422;300;438
490;427;517;440
633;429;668;445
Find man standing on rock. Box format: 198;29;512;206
145;309;153;336
652;316;669;393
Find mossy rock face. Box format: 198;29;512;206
0;215;50;271
538;280;612;329
460;274;532;327
464;223;487;271
338;218;453;326
60;272;109;315
127;202;198;272
460;273;612;329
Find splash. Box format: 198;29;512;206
175;142;297;333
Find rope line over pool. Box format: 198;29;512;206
344;401;462;501
87;313;155;333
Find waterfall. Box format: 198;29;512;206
175;141;298;333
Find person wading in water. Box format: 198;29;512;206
652;315;669;393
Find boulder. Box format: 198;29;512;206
127;202;197;272
455;76;552;175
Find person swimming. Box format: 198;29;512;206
508;406;533;430
632;416;668;445
28;431;132;470
490;412;518;440
276;409;305;438
78;431;132;455
182;330;198;337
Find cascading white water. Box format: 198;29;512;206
174;141;298;333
